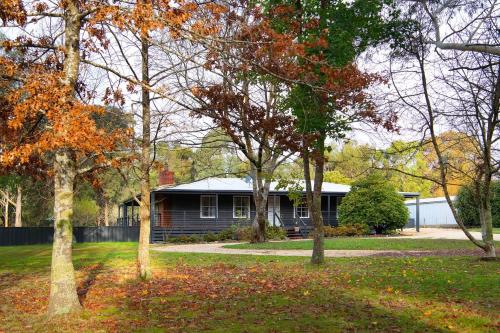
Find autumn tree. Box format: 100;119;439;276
255;0;403;263
80;0;224;278
0;0;132;315
187;3;299;242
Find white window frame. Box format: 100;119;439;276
294;199;310;219
233;196;251;219
200;195;217;218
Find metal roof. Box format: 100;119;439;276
120;177;419;205
405;196;456;205
153;177;418;197
153;177;352;194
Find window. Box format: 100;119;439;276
294;199;309;218
200;195;217;218
233;196;250;218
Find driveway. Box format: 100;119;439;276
152;228;492;258
399;227;500;241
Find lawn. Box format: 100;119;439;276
224;238;499;251
469;228;500;234
0;242;499;332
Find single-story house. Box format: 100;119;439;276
405;196;457;227
118;172;420;242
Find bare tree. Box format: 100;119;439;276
389;3;499;257
409;0;500;56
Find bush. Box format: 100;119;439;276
266;226;287;240
323;224;369;237
203;232;219;242
338;174;409;234
168;226;287;243
231;226;287;241
455;182;500;228
234;226;252;241
170;235;201;243
217;228;235;241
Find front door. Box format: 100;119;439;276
267;196;281;226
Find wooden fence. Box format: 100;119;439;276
0;226;139;246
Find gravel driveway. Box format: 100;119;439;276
399;227;500;240
152;228;495;258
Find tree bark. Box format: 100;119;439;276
14;186;21;227
308;136;325;265
310;137;325;265
47;0;82;316
480;188;496;258
48;152;81;315
250;166;270;243
103;200;109;227
3;192;8;228
138;35;152;280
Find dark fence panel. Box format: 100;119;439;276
0;226;139;246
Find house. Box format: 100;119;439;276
118;172;420;242
405;196;457;227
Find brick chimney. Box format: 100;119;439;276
159;169;175;186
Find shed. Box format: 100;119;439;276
406;196;457;227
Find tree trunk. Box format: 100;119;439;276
480;197;496;258
310;140;325;265
14;186;21;227
251;194;267;243
47;0;82;316
250;167;271;243
48;152;81;315
303;137;326;265
104;200;109;227
137;35;152;280
4;192;8;227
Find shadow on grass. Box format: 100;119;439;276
118;267;454;333
77;262;105;304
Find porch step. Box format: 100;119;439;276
286;229;305;239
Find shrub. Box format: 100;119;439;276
456;182;500;227
338;174;409;234
170;235;201;243
323;224;369;237
266;226;287;240
234;226;252;241
203;232;219;242
231;226;287;241
217;228;236;241
169;226;287;243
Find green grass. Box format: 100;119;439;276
0;242;499;332
469;227;500;234
224;238;498;251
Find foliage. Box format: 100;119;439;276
456;182;500;228
154;137;247;185
265;226;287;240
169;226;287;243
325;140;435;197
169;235;202;243
73;198;99;226
203;232;219;242
215;228;235;241
338;174;409;234
323;224;369;237
419;131;481;196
